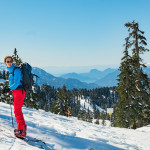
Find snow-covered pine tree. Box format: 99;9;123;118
0;82;5;102
60;85;69;116
116;21;150;129
25;86;41;109
51;85;69;116
126;21;150;128
39;84;55;112
116;37;135;128
67;89;80;117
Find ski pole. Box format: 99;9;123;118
9;92;14;128
10;102;14;127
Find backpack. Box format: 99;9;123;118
12;62;39;91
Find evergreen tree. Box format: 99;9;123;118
51;99;61;114
95;119;99;125
2;71;6;80
87;111;92;123
101;111;106;126
116;21;150;129
39;84;55;112
0;82;5;102
12;48;22;66
0;71;2;79
24;86;41;109
52;85;69;116
116;37;134;128
0;81;13;104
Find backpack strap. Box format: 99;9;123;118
9;67;23;89
9;67;19;76
32;74;39;85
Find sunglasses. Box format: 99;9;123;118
6;60;13;63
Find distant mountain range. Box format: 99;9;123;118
0;63;98;89
32;67;98;89
60;67;150;87
1;62;150;89
42;65;119;76
60;68;117;83
60;68;120;87
94;70;120;87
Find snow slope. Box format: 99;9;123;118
79;96;104;113
0;62;7;72
0;102;150;150
0;79;5;83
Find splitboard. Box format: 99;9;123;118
0;125;54;149
16;136;55;150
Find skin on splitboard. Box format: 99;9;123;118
15;135;54;150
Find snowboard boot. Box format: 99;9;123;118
14;124;27;138
14;129;24;138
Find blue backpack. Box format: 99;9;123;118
12;63;39;91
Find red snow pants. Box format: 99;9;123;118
12;89;26;130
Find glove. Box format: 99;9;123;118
2;86;11;94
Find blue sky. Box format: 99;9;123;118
0;0;150;68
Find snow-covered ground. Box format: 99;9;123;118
0;79;5;83
0;62;7;72
79;96;104;113
0;102;150;150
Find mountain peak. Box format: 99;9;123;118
90;69;101;73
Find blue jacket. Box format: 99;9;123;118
7;64;22;90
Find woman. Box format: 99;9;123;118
3;56;27;138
